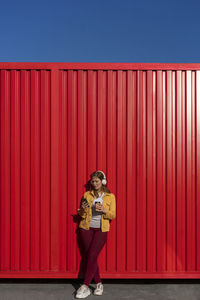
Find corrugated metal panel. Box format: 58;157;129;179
0;64;200;279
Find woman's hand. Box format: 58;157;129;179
95;203;107;214
81;202;89;210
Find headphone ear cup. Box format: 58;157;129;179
102;179;107;185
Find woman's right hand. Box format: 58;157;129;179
81;202;89;210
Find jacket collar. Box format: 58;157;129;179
89;190;108;196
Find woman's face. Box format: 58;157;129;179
91;176;102;190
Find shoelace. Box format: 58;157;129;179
79;285;89;292
96;283;103;289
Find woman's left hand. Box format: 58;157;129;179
96;204;107;214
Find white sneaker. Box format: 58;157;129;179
76;284;91;298
93;282;103;295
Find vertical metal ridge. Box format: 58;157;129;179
51;68;60;271
195;70;197;271
49;71;53;270
115;70;117;273
155;70;158;272
156;70;167;271
1;70;11;272
153;70;156;271
147;70;153;272
76;70;78;271
30;70;41;271
145;70;147;272
66;70;69;271
191;70;196;270
175;70;177;272
136;70;147;271
184;70;187;272
65;70;69;271
40;70;51;271
20;70;31;271
10;70;11;272
126;70;131;272
196;71;200;271
164;70;167;272
186;70;196;271
105;70;108;272
10;70;21;271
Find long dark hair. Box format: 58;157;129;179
89;170;111;198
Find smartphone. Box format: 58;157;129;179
81;197;89;207
95;201;101;211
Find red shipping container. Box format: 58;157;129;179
0;63;200;278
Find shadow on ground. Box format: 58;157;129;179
0;278;200;299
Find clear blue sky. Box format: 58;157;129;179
1;0;200;62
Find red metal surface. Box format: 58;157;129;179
0;63;200;279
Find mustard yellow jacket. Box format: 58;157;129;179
77;190;116;232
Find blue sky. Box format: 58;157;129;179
0;0;200;62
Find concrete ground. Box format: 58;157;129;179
0;279;200;300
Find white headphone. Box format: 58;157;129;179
96;170;107;185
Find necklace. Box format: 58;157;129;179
98;192;104;197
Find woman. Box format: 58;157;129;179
76;170;116;299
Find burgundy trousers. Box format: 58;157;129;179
79;227;108;286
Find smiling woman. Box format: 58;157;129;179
76;170;116;298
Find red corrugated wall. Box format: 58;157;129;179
0;63;200;278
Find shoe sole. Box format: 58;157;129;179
94;293;103;296
94;291;103;296
76;290;91;298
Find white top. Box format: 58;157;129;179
90;192;105;228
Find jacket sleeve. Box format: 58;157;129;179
103;193;116;220
77;192;88;219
